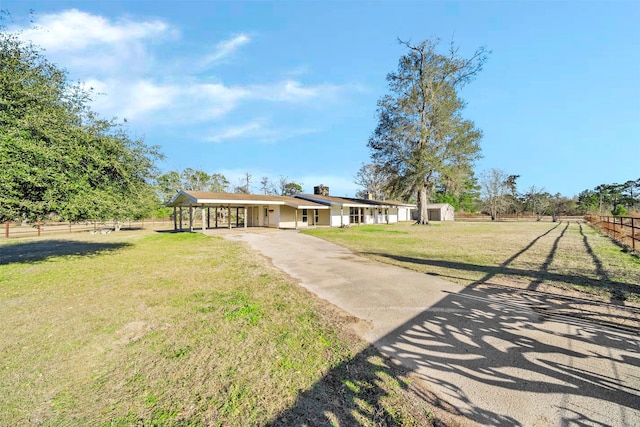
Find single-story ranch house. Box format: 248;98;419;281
166;188;452;231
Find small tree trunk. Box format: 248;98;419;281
417;185;429;224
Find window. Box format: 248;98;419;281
302;209;308;223
349;207;362;224
314;209;319;224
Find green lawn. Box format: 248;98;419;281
0;231;432;426
303;221;640;303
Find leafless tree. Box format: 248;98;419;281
480;169;509;220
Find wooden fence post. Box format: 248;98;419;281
5;221;8;238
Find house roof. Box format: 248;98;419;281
294;194;373;208
166;191;328;209
294;194;416;208
343;197;417;208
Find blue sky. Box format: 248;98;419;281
4;1;639;197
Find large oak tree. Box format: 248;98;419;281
0;27;162;225
368;38;487;223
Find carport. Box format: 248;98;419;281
166;190;329;232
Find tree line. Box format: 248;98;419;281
577;180;640;216
156;169;303;204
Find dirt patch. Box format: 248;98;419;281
116;321;151;345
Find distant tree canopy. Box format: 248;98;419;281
258;176;304;196
0;27;162;224
368;37;487;224
156;169;230;203
578;179;639;216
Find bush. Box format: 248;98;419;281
612;205;628;216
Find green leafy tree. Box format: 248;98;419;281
209;173;229;192
156;171;182;203
368;38;487;223
181;168;211;191
577;189;599;214
433;175;481;212
274;176;303;196
282;182;303;196
0;28;162;225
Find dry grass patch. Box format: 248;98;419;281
304;221;640;304
0;230;435;426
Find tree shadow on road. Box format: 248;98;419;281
269;222;640;426
373;284;639;426
269;282;639;426
0;240;131;265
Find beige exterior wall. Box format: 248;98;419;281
277;205;308;229
268;205;279;227
316;208;331;226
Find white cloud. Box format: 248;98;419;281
11;9;358;134
82;78;180;120
18;9;174;53
206;119;317;144
249;80;345;102
206;120;264;143
14;9;176;79
82;76;340;123
202;34;251;65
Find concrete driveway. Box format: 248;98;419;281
223;229;640;427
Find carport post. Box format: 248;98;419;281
201;206;206;233
173;207;177;231
189;207;194;232
179;208;183;231
295;209;298;230
228;205;231;229
340;207;344;227
215;207;218;228
244;207;248;229
207;207;210;229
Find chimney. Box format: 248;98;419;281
366;192;373;200
314;185;329;196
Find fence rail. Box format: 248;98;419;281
2;219;172;239
586;215;640;252
455;213;585;222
